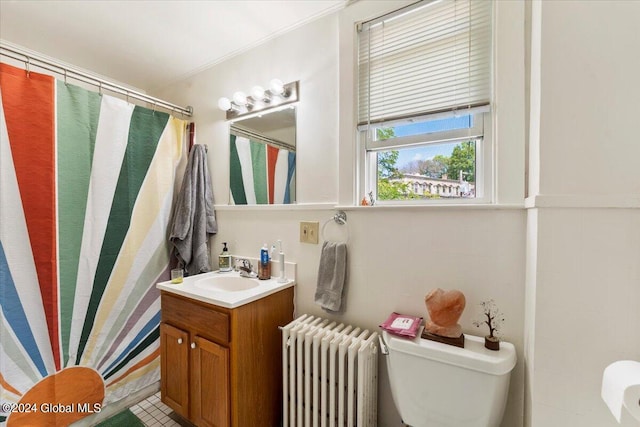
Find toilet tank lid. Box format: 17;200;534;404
382;329;516;376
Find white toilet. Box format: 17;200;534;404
382;329;516;427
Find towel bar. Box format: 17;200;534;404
321;211;349;243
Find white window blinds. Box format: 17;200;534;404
358;0;492;127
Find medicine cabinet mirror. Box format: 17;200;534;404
229;107;296;204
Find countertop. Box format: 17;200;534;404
157;270;295;309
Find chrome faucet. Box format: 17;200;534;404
235;258;255;278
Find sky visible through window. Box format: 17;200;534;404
390;115;472;168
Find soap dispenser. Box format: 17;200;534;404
219;242;231;272
258;243;271;280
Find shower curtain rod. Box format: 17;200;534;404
0;43;193;117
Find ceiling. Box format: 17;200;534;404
0;0;347;92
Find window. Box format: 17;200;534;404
357;0;493;203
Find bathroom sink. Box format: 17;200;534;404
157;270;295;309
194;276;259;292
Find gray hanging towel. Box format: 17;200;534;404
169;144;217;275
314;241;347;312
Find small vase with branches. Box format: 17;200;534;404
473;299;504;351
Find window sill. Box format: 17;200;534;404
213;202;526;212
213;203;335;211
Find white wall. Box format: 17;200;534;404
536;1;640;198
156;3;527;426
526;1;640;426
529;209;640;426
157;15;339;206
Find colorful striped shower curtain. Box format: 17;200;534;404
0;63;187;426
229;134;296;204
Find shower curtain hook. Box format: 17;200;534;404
98;82;103;96
63;69;68;85
25;57;30;77
152;102;157;115
126;91;130;104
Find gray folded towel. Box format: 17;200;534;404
314;241;347;312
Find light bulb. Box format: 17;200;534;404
233;91;247;106
270;78;285;95
217;97;231;111
251;85;266;100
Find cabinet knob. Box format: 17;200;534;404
191;342;196;349
177;338;183;345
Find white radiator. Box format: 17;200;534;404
282;315;379;427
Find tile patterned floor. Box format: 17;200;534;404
129;392;190;427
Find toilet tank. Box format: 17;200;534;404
382;329;516;427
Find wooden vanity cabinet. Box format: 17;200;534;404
160;287;294;427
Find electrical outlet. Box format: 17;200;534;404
300;221;319;244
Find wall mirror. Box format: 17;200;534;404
229;107;296;204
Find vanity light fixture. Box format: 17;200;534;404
218;79;299;120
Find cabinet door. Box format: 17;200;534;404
160;323;189;418
191;336;230;427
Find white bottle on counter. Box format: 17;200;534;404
277;240;286;283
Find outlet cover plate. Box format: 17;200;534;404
300;221;319;244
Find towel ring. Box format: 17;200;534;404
321;211;349;243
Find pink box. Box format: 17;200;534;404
380;312;423;338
